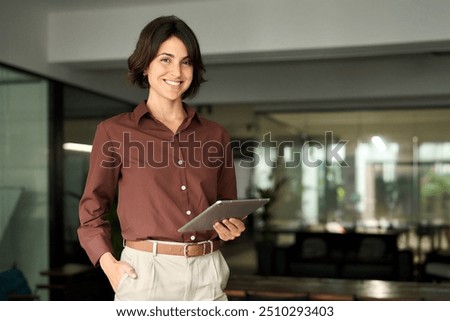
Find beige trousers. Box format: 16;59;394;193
114;243;230;301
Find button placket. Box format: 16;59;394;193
176;132;192;232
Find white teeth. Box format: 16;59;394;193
165;80;181;86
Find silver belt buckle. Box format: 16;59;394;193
203;240;213;255
184;241;213;257
183;244;190;257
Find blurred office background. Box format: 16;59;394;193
1;0;450;300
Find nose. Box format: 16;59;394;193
170;63;182;77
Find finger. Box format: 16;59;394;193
221;221;240;236
215;221;240;240
213;221;227;234
214;222;234;241
126;268;138;279
221;219;245;235
228;218;246;231
120;262;138;279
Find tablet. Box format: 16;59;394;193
177;198;270;233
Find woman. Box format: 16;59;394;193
78;15;245;301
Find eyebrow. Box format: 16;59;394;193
158;53;190;59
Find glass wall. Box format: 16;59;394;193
256;108;450;229
203;105;450;261
62;86;133;263
0;64;133;300
0;65;49;298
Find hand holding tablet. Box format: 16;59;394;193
177;198;270;233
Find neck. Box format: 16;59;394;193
147;95;185;119
146;96;187;133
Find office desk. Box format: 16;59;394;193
226;274;450;301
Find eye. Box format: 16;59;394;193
182;59;192;66
160;57;171;63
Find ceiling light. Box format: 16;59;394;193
63;142;92;153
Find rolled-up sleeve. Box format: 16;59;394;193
77;122;121;265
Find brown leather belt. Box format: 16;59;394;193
125;239;220;257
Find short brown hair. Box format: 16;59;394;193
127;15;206;99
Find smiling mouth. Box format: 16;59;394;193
164;80;182;86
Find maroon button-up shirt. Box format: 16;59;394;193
77;101;237;265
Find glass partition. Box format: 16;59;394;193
62;86;133;262
0;65;49;298
0;64;134;299
236;108;450;257
203;106;450;261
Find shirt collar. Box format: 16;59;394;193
133;101;203;126
133;101;149;124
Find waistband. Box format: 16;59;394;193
125;239;220;257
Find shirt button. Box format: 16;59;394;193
181;185;187;191
186;210;192;215
178;160;184;165
190;235;196;241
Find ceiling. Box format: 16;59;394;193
38;0;194;11
191;103;450;146
11;0;450;110
4;1;450;149
267;108;450;142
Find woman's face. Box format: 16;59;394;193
145;36;193;102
